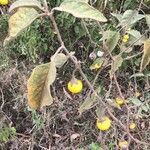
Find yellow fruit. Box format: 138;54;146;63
118;140;128;148
0;0;9;5
122;34;129;43
129;123;136;130
115;97;125;106
96;116;111;131
67;78;83;94
94;63;102;69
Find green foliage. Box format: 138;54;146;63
0;15;8;40
89;142;102;150
6;19;53;61
0;127;16;142
28;108;44;129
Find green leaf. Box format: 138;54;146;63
78;87;101;114
102;30;120;52
127;29;144;45
78;93;97;114
127;30;142;39
111;13;122;22
90;142;102;150
140;39;150;71
129;97;142;106
145;15;150;29
54;0;107;22
117;10;145;28
4;7;39;46
9;0;42;13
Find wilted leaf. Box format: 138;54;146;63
27;62;56;109
145;15;150;29
78;94;97;114
9;0;42;13
117;10;145;28
54;0;107;22
140;39;150;71
51;53;68;68
96;105;105;119
4;7;39;46
101;30;120;51
78;87;101;114
27;53;69;109
110;55;123;76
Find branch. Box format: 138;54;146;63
44;5;150;146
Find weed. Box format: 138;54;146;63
0;126;16;143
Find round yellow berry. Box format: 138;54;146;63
0;0;9;5
96;116;111;131
118;140;128;148
94;63;102;69
115;97;125;106
129;123;136;130
67;79;83;94
123;34;129;43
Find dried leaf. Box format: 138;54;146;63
140;39;150;71
54;0;107;22
110;55;123;76
27;53;69;109
78;94;97;114
51;53;68;68
4;7;39;46
101;30;120;52
9;0;42;13
27;62;56;109
78;87;101;114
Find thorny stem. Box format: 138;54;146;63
44;1;150;146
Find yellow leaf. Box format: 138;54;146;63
27;62;56;109
27;53;69;109
140;39;150;71
110;54;123;78
4;7;39;46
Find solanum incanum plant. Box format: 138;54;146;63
3;0;150;148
